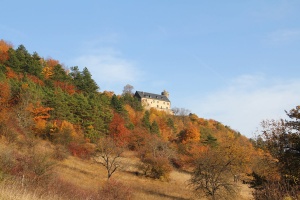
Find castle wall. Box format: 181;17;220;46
141;98;171;112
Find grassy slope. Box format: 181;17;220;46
0;139;253;200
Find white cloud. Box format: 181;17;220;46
189;74;300;138
74;50;139;83
73;50;141;93
71;39;143;93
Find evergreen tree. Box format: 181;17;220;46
142;110;151;131
81;67;99;93
87;93;112;135
202;134;218;148
150;121;160;135
51;64;70;82
111;94;124;113
44;87;75;122
121;92;143;111
70;66;99;94
5;45;43;77
27;52;43;78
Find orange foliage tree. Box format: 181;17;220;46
0;81;11;127
0;39;12;63
0;81;11;107
54;81;76;95
109;112;130;146
26;102;53;134
177;122;200;144
5;67;19;79
124;104;143;126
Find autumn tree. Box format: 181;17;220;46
138;136;174;179
0;80;11;139
177;123;200;144
261;117;300;180
0;39;12;64
95;137;125;180
109;112;130;146
252;106;300;199
190;148;239;200
26;102;53;135
42;58;59;79
0;81;11;107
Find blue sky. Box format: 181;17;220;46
1;0;300;138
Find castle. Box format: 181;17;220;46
134;90;172;114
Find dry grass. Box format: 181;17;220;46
0;180;61;200
52;150;197;200
0;138;254;200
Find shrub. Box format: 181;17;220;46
0;145;55;184
52;145;69;161
99;179;133;200
252;180;300;200
139;155;172;180
68;142;95;159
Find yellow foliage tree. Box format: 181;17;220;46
59;120;79;140
41;58;59;79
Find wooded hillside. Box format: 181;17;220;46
0;39;299;200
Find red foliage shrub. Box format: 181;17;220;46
68;142;95;159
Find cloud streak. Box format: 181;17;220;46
267;29;300;44
189;74;300;138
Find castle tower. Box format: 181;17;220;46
161;90;169;98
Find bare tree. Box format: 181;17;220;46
122;84;134;96
190;148;238;200
172;107;190;116
95;137;125;180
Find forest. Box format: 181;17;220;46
0;39;299;200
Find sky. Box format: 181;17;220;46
1;0;300;138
